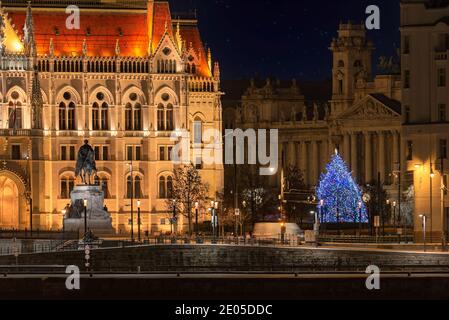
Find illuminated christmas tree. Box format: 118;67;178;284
316;152;368;223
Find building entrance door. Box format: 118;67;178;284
0;175;20;229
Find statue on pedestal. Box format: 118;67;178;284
75;140;98;185
64;140;113;235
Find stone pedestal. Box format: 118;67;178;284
64;185;114;234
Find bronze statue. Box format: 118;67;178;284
75;140;98;185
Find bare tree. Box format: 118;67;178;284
167;164;209;235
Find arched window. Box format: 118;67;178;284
127;175;143;199
8;101;22;130
134;176;142;199
167;176;173;199
92;102;100;130
159;176;166;199
354;60;362;68
101;102;109;130
166;104;174;131
159;175;173;199
157;104;165;131
127;176;133;199
60;176;75;199
67;102;75;130
134;103;142;130
59;102;67;130
193;118;203;144
338;60;345;68
125;103;133;130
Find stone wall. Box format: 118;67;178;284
1;245;449;273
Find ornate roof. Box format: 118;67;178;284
2;1;212;76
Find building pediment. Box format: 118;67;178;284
337;94;401;122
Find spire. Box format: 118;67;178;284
31;68;43;130
23;1;36;57
82;38;87;56
207;48;212;71
0;3;5;55
213;62;220;81
175;21;182;52
115;39;121;56
49;38;54;56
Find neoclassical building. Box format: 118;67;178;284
401;0;449;241
226;23;407;226
0;0;223;234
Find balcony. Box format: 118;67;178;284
0;129;31;137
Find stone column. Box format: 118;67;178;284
321;139;329;173
343;133;350;165
392;130;399;170
311;141;318;187
378;131;385;183
364;132;372;183
301;141;308;186
351;132;358;177
288;141;296;167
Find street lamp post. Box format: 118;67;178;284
137;199;141;243
62;208;67;242
393;201;397;229
129;162;134;243
172;199;176;235
195;202;199;236
83;199;88;239
358;201;363;236
420;214;428;252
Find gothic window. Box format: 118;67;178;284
68;102;76;130
92;102;100;130
166;104;174;131
159;176;166;199
338;60;345;68
167;176;173;199
59;102;67;130
60;176;75;199
193;119;202;144
157;103;165;131
125;103;133;130
125;174;142;199
126;102;142;131
8;101;22;129
101;102;109;130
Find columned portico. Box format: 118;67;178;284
378;131;386;183
364;132;372;183
351;132;358;178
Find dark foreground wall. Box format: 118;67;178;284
1;276;449;300
1;245;449;272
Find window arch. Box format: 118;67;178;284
8;101;22;130
193;117;203;144
166;104;174;131
125;101;142;131
92;102;100;130
157;103;165;131
127;174;143;199
60;175;75;199
100;102;109;130
338;60;345;68
159;175;173;199
58;101;76;130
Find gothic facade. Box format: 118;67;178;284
0;0;224;234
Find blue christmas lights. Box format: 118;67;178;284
316;152;368;223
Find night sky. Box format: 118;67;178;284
170;0;400;81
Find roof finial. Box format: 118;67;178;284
115;39;121;56
82;38;87;56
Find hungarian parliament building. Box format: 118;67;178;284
0;0;224;233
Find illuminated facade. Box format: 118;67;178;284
0;0;224;234
226;23;409;229
401;0;449;241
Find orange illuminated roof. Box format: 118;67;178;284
8;10;149;57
